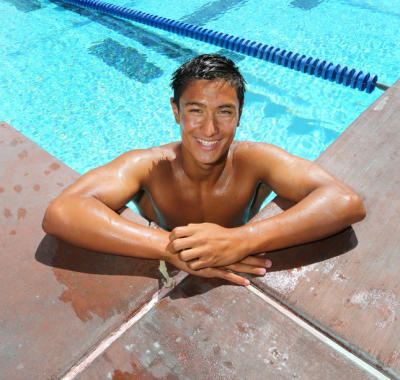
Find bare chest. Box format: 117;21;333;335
136;177;259;229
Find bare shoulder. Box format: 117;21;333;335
120;142;178;172
232;141;346;202
233;141;285;157
232;141;302;175
57;143;179;210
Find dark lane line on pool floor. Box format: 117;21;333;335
180;0;249;26
2;0;42;12
52;0;245;65
88;38;163;83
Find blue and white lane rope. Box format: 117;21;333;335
63;0;386;93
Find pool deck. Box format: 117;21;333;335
1;79;399;379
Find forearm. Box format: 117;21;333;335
42;195;172;261
240;186;366;254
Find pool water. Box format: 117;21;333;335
1;0;399;175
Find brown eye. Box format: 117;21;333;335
219;110;232;115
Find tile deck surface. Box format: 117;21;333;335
77;277;376;380
0;123;162;379
251;80;400;377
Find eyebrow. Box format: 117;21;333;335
183;102;236;109
218;104;236;109
183;101;204;107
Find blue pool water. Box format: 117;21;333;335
1;0;399;176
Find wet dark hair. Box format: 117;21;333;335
170;54;246;115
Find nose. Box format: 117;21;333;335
202;114;218;137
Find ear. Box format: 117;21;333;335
170;97;180;124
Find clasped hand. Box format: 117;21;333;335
168;222;248;270
166;222;272;286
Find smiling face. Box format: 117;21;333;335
171;79;240;166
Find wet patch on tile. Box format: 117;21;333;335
3;208;13;218
35;235;161;322
349;289;398;329
18;150;28;160
17;208;27;220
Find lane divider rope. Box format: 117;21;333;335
62;0;382;93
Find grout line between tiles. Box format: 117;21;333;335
62;271;391;380
61;271;189;380
246;284;390;380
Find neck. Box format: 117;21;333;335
179;144;231;185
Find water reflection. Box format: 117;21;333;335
245;89;338;156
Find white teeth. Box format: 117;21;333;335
197;139;218;146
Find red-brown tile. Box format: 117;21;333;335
78;277;376;380
0;122;163;379
252;81;400;377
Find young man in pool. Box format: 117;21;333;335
42;54;366;286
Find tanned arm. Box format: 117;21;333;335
42;148;268;286
42;149;171;261
169;143;366;270
240;143;366;255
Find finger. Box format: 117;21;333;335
188;258;210;270
166;241;179;255
179;248;202;262
240;256;272;268
169;225;197;241
169;227;188;242
220;270;250;286
225;263;267;276
170;237;197;252
199;267;248;286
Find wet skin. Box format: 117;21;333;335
134;80;270;230
43;79;366;286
